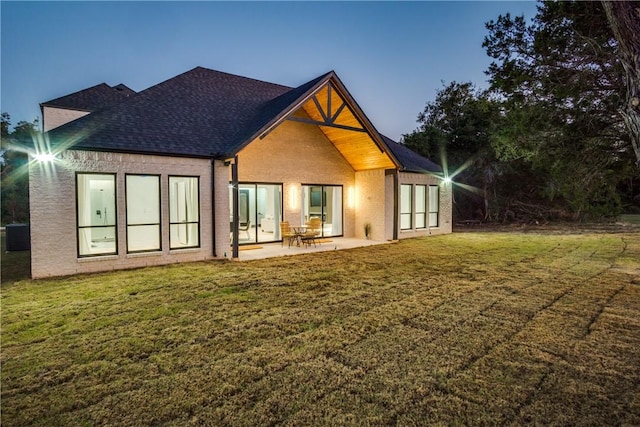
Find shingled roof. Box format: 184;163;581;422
381;134;443;173
46;66;441;173
231;71;333;151
41;83;136;112
47;67;293;157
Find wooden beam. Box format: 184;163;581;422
312;95;328;122
327;83;332;122
286;116;367;133
331;102;347;122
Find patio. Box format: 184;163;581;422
234;237;392;261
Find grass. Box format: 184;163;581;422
620;214;640;225
0;232;31;284
2;230;640;426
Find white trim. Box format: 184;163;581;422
126;251;162;259
169;248;201;255
77;255;119;263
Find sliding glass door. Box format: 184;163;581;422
230;183;282;244
302;185;343;237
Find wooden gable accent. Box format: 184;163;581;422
288;81;396;172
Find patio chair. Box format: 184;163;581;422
279;221;297;247
301;217;322;247
238;220;251;240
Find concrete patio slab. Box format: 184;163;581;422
233;238;392;261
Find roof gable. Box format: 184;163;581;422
237;72;399;171
41;83;136;112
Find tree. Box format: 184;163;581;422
601;1;640;167
402;124;445;161
1;114;38;225
403;82;504;220
483;0;637;218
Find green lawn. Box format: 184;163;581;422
2;231;640;426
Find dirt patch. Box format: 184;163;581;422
454;220;640;235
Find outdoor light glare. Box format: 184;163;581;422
34;153;56;163
289;185;298;210
443;177;452;184
347;186;355;208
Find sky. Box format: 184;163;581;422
1;1;538;141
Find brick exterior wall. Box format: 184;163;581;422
237;119;357;236
42;106;90;132
29;150;221;279
385;173;396;241
212;160;231;259
355;169;387;240
436;178;453;235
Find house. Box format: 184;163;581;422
29;67;452;278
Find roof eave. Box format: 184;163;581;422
39;103;93;113
65;145;217;160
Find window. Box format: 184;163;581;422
415;185;427;229
77;173;117;257
429;185;439;227
126;174;161;253
169;176;200;249
400;184;412;230
302;185;343;237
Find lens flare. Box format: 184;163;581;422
34;153;56;162
438;145;482;195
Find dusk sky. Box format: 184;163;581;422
1;1;538;141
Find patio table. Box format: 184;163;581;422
291;226;307;247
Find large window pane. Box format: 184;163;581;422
230;183;283;245
415;185;427;229
302;185;343;237
126;175;160;252
231;185;254;244
429;185;439;227
169;176;200;249
77;173;117;256
325;186;342;236
400;184;412;230
256;184;283;243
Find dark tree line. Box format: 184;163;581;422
1;113;38;225
404;0;640;222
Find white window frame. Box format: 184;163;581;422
415;185;427;229
169;176;200;249
126;174;161;253
76;172;118;257
400;184;413;230
429;185;440;228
